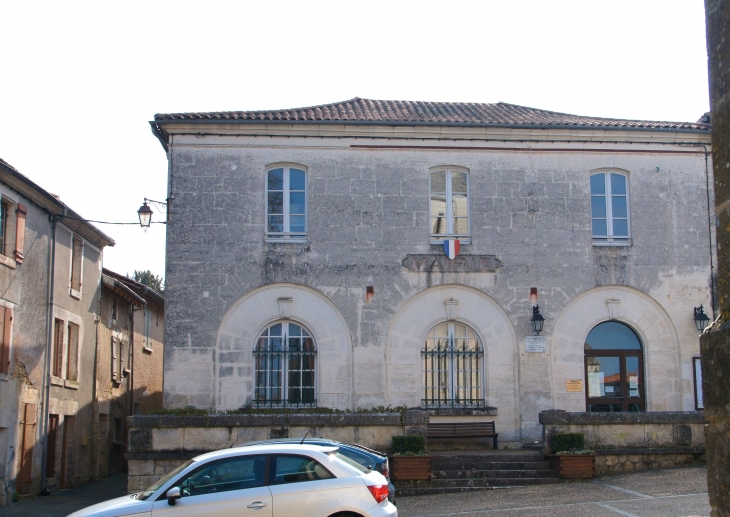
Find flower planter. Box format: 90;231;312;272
390;456;432;481
551;454;595;479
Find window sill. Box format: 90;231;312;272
70;289;82;300
51;376;64;387
430;238;471;245
265;238;309;244
0;372;9;382
0;254;17;269
65;379;79;390
592;240;632;247
142;346;154;354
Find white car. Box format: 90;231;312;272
68;444;397;517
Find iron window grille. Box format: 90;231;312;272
422;322;484;408
253;322;316;408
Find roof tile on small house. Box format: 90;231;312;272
154;98;711;131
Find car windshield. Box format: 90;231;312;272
137;460;194;500
330;451;369;473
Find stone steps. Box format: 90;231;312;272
395;451;561;497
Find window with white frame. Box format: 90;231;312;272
254;322;316;407
266;165;307;241
430;167;470;242
590;171;631;245
422;321;483;408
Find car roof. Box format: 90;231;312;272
237;438;384;458
192;443;339;463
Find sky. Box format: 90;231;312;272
0;0;710;281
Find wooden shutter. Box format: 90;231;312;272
18;403;37;494
71;236;83;292
0;307;11;373
14;204;26;264
66;323;79;381
53;319;64;377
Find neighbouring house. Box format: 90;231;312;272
149;98;714;447
93;269;164;479
0;158;115;503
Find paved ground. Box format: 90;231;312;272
0;466;710;517
0;473;127;517
398;465;710;517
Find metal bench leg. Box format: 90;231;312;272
493;436;498;450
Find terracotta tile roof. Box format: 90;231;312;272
154;98;709;132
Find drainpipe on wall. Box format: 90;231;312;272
39;215;60;494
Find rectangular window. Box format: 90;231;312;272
0;200;8;256
266;166;307;241
70;235;83;295
591;172;631;245
143;309;152;349
66;322;79;382
52;319;64;378
430;168;470;242
111;337;120;382
0;306;12;373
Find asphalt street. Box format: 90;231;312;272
0;465;710;517
397;465;710;517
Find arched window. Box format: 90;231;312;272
422;322;483;408
266;165;307;241
254;322;316;408
584;321;644;412
590;171;631;245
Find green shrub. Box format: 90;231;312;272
551;432;585;453
392;435;426;455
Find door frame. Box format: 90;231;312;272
584;350;645;412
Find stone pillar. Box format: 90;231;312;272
702;1;730;515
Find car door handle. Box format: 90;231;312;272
247;501;268;509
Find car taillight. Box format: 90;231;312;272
367;484;389;504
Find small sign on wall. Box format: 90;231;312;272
566;380;583;392
525;336;546;352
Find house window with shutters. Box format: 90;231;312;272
70;234;83;298
0;305;13;374
111;335;128;383
66;322;79;382
52;318;64;378
0;197;27;267
143;309;153;350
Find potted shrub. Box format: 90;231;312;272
389;435;432;481
549;432;595;479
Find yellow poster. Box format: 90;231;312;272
565;380;583;392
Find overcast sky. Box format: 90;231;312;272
0;0;709;281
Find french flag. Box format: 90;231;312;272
443;239;460;260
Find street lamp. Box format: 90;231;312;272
694;305;710;333
137;198;167;230
530;305;545;335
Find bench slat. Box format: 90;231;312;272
425;421;499;449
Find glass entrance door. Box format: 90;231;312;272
585;352;644;412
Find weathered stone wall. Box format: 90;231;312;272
596;453;704;475
163;129;713;444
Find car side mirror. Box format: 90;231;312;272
166;486;182;506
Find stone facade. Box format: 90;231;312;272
154;105;714;446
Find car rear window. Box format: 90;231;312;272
331;451;369;473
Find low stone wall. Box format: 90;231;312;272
540;410;707;474
126;411;431;493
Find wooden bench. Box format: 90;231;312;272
426;422;498;449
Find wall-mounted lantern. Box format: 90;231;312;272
137;198;167;230
694;305;710;332
530;305;545;335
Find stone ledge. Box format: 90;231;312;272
127;412;404;428
424;407;498;417
595;447;706;455
539;410;707;425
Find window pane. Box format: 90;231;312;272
612;196;627;218
613;219;629;236
273;456;332;485
585;322;642;350
453;217;468;235
432;216;446;234
451;194;468;217
289;192;305;215
451;171;468;193
431;195;446;216
288;324;301;337
289;169;306;190
180;455;267;496
430;171;446;193
585;356;621;397
269;323;282;336
268;215;283;233
590;174;605;195
268;169;284;190
289;216;305;233
626;356;642;398
610;174;626;195
268;192;283;214
592;219;607;236
591;196;606;218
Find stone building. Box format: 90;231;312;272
0;158;114;503
150;98;714;446
93;269;165;479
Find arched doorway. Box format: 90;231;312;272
254;321;316;408
422;321;483;408
584;321;644;412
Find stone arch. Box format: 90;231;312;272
216;283;353;410
385;284;520;442
551;285;681;412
